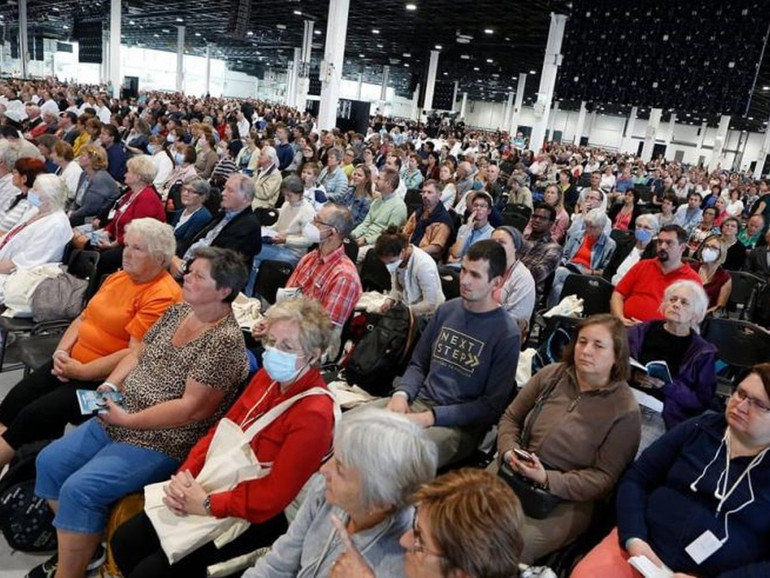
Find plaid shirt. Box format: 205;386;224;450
520;235;562;307
286;245;362;326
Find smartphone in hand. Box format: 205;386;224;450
513;448;535;464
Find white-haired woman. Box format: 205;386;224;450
29;245;250;578
605;213;660;286
0;219;182;473
112;297;339;578
242;409;438;578
627;280;717;447
0;173;73;298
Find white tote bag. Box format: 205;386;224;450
144;386;339;564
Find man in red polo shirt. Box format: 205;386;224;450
611;224;701;326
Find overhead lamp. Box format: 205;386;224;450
403;52;411;57
176;17;183;22
484;28;494;34
376;43;384;48
359;53;365;58
195;32;201;37
314;30;321;35
405;63;410;67
486;58;493;63
293;10;302;15
406;3;417;11
529;69;536;74
435;44;442;50
372;28;380;34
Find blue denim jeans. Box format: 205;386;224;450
35;418;179;534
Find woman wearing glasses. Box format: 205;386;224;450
242;409;437;578
169;176;214;250
572;364;770;578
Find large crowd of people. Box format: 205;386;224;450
0;77;769;578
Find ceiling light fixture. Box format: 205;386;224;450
195;32;201;36
293;10;302;15
406;3;417;11
372;28;380;34
176;17;183;22
435;44;442;50
377;43;383;48
403;52;411;57
529;69;536;74
314;30;321;35
486;58;493;63
484;28;494;34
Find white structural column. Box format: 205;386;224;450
663;112;677;148
641;108;662;162
754;115;770;177
18;0;28;77
694;121;709;165
285;47;300;107
620;106;637;153
503;92;514;131
709;115;731;171
176;26;185;93
101;34;109;83
573;101;587;144
356;72;363;100
204;44;211;95
295;20;314;112
423;49;440;111
109;0;121;97
509;73;527;134
529;13;567;151
452;80;459;112
318;0;350;130
547;100;560;139
460;92;468;118
380;65;390;101
411;83;421;120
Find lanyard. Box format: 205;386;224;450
239;380;277;429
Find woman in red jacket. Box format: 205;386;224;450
111;296;337;578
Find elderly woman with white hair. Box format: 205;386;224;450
253;145;283;209
28;245;250;578
242;409;438;578
547;209;616;307
604;212;660;285
628;280;717;448
0;173;73;297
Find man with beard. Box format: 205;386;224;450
611;224;701;326
402;179;454;259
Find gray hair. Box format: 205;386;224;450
335;409;438;510
231;173;255;202
661;280;709;331
635;212;660;234
322;202;355;238
261;145;279;166
0;141;20;171
327;146;344;163
184;175;210;200
32;174;67;210
124;218;176;268
584;208;609;229
126;154;158;184
264;296;333;361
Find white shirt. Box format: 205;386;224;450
152;151;174;187
612;246;644;285
59;162;83;201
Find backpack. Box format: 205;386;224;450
0;441;56;552
101;493;145;578
345;304;419;397
532;316;579;374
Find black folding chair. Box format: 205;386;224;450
404;188;423;217
253;260;295;304
360;249;391;293
253;207;279;227
559;274;614;316
501;211;529;232
702;318;770;398
726;271;764;319
505;203;532;220
439;266;461;300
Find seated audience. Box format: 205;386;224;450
112;296;336;578
0;156;46;234
628;281;716;447
169;176;214;251
357;240;520;468
0;174;73;302
252;145;282;209
159;145;198;200
438;162;457;211
608;189;642;232
690;234;732;315
100;124;128;183
375;226;445;317
243;409;437;578
738;214;764;251
528;183;569;244
351;167;408;257
50;140;83;201
520;203;563;307
447;191;494;268
490;226;536;331
28;246;248;578
611;225;701;326
604;213;659;286
567;188;608;238
401;179;454;260
548;210;616;307
69;144;120;226
572;364;770;578
686;206;718;255
193;133;218;180
336;164;373;227
746;228;770;278
172;173;261;275
318;146;351;201
401;153;425;191
0;219;182;471
656;193;677;228
672;191;703;235
506;174;533;210
0;141;21;210
718;216;746;271
496;314;641;563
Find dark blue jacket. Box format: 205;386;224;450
170;206;213;251
618;412;770;577
628;321;718;429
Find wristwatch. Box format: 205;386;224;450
203;495;212;515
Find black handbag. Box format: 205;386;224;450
498;379;566;519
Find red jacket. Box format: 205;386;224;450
104;185;165;245
178;368;335;523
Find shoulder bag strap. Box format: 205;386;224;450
242;387;340;442
520;371;562;449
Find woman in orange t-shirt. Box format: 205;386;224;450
0;218;182;471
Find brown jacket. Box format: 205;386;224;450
402;211;451;257
497;362;640;502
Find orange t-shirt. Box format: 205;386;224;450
71;270;182;363
571;236;595;269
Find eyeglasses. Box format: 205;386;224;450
733;387;770;414
312;217;334;229
530;213;551;221
407;507;446;559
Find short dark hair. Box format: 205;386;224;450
750;363;770;400
374;225;408;258
101;123;120;142
562;314;630;382
532;202;557;223
659;224;688;245
190;247;248;303
464;239;506;280
688;191;703;201
379;166;400;192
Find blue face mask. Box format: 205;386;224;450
262;346;304;383
147;144;158;155
27;192;41;208
174;152;184;166
635;228;653;244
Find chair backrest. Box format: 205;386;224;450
505;203;532;220
343;237;359;263
254;207;279;226
610;229;632;245
727;271;765;317
702;318;770;371
577;173;591;188
254;260;295;303
404;188;423;217
501;211;529;232
67;249;101;302
360;248;391;293
635;185;653;204
438;266;461;300
559;274;614;316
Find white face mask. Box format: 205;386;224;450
302;222;322;243
385;258;402;274
701;247;720;263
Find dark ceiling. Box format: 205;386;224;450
2;0;770;133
